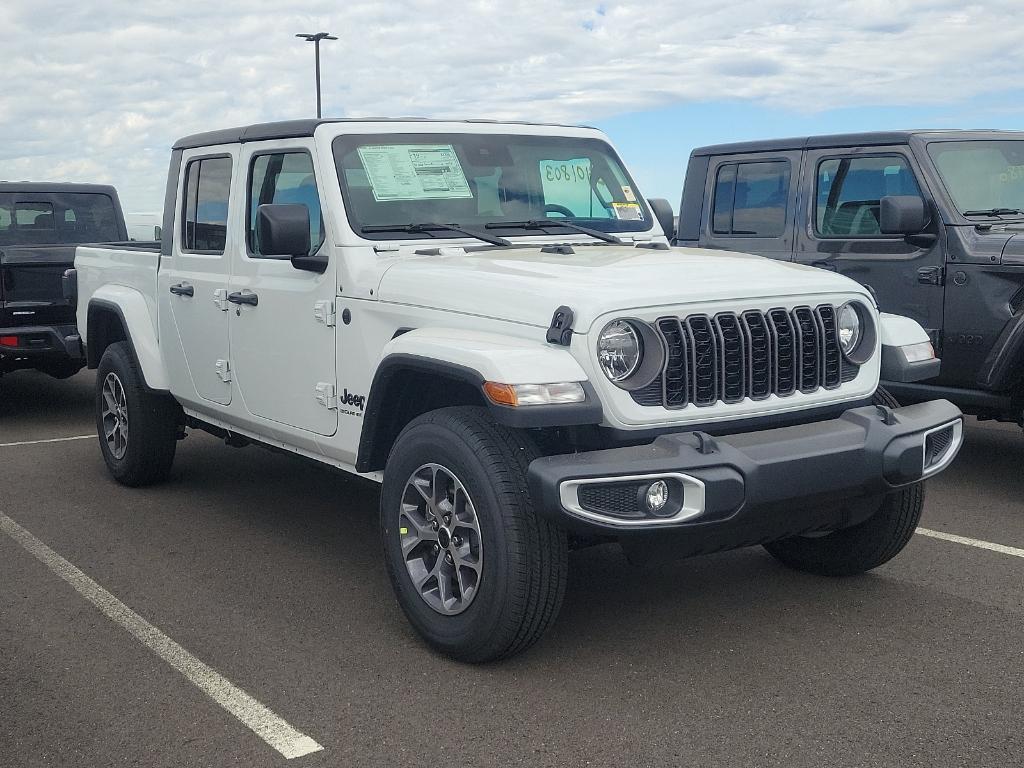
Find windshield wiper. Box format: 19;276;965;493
360;222;511;247
484;219;623;244
962;208;1024;218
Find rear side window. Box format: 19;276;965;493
181;156;232;253
711;160;790;237
816;155;921;237
247;152;324;257
0;193;120;245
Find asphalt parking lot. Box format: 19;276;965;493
1;370;1022;768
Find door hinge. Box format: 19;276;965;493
314;300;336;327
215;359;232;383
315;382;337;409
917;266;945;286
213;288;230;311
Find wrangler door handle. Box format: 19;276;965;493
227;290;259;306
169;283;194;297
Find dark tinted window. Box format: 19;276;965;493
711;161;790;237
816;155;921;236
182;156;232;252
248;152;324;257
0;193;120;245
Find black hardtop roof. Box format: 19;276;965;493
690;129;1024;157
172;117;596;150
0;181;120;195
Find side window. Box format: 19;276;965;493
181;156;232;253
816;155;921;237
248;152;324;257
711;160;790;237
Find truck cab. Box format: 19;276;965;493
76;119;963;662
677;130;1024;427
0;182;127;380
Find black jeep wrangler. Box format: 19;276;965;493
1;182;128;379
676;130;1024;428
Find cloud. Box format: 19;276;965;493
1;0;1020;210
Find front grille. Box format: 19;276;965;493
632;305;860;409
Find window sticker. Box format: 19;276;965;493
621;185;637;202
539;158;595;216
612;202;644;221
357;144;472;201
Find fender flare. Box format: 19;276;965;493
355;329;602;473
87;287;169;391
977;308;1024;391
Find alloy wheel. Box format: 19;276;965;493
101;372;129;460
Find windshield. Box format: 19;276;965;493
332;133;652;239
927;140;1024;217
0;192;121;246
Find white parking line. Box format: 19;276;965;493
0;513;324;760
0;435;94;448
916;527;1024;559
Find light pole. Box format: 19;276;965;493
295;32;337;118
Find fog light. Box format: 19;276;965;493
645;480;669;514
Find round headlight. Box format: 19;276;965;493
837;303;862;356
597;320;642;382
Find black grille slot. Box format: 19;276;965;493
714;313;745;404
687;316;718;406
815;305;842;389
631;303;861;408
925;425;955;468
768;308;797;396
659;317;689;408
741;310;772;400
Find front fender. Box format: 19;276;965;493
87;286;169;391
380;327;590;385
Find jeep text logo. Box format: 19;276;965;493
341;389;366;411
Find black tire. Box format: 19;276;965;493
762;387;924;576
95;341;179;487
381;406;568;662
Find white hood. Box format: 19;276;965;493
377;245;870;331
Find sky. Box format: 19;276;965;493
3;0;1024;214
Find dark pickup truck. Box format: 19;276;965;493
1;182;128;379
675;130;1024;428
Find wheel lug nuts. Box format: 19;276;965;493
432;544;440;553
431;521;439;531
452;536;462;546
444;552;453;563
443;515;451;525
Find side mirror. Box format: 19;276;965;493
647;198;676;240
880;196;928;235
256;204;311;258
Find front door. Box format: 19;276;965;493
228;143;338;436
793;148;945;342
160;151;235;406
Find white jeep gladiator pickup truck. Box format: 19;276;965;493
75;118;964;662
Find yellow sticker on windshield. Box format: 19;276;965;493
612;202;643;221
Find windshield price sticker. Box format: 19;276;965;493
612;202;644;221
357;144;472;201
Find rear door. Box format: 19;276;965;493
227;141;338;436
159;150;234;405
793;147;945;341
698;151;801;261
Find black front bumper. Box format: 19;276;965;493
528;400;963;545
0;324;84;370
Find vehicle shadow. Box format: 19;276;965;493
0;369;94;438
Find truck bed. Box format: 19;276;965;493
75;244;162;347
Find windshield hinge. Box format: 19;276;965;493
546;305;575;346
315;382;338;409
314;300;336;327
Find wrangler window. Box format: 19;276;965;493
247;152;324;257
816;155;921;237
181;156;232;253
711;160;790;237
0;193;120;245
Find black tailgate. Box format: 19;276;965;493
0;245;77;327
